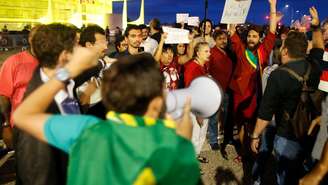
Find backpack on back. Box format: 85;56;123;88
280;62;322;140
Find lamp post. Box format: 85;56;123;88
203;0;208;38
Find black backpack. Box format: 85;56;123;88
280;63;322;139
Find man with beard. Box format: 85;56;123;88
116;24;143;57
228;0;282;148
207;30;234;151
140;24;158;55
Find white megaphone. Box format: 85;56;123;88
166;76;223;120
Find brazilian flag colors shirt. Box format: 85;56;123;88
44;112;200;185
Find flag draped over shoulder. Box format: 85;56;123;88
67;111;200;185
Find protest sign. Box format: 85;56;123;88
187;16;200;27
176;13;189;23
162;26;190;44
220;0;252;24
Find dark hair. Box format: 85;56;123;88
193;42;209;58
28;24;43;46
124;24;141;37
173;43;187;55
150;18;161;31
32;23;76;69
322;19;328;28
101;53;164;115
247;25;263;38
213;30;227;40
139;24;148;30
162;44;173;53
79;24;105;46
114;35;125;52
283;31;308;59
199;19;213;34
66;23;81;33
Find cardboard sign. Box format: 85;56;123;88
187;17;200;27
162;27;190;44
220;0;252;24
176;13;189;23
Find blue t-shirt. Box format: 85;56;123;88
44;115;101;153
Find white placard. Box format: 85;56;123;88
162;27;190;44
176;13;189;23
220;0;252;24
323;51;328;62
187;16;200;27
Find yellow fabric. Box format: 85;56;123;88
119;113;138;127
105;111;176;129
144;117;156;126
163;120;176;129
133;168;156;185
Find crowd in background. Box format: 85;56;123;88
1;0;328;184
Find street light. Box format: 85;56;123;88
284;3;295;25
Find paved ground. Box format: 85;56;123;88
200;142;244;185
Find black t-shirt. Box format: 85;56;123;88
151;32;161;44
258;49;323;139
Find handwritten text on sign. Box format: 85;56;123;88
220;0;252;24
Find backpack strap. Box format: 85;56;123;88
280;62;312;83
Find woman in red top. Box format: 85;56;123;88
183;41;211;164
155;33;195;90
184;42;210;87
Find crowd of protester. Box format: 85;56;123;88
1;0;328;184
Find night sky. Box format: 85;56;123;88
113;0;328;26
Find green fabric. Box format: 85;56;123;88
67;112;200;185
245;49;259;69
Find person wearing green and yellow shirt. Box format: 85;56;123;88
13;49;200;185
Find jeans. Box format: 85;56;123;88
208;93;229;144
252;122;276;184
273;135;304;185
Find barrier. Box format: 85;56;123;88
0;33;29;49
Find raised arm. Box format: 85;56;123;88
310;6;324;49
269;0;279;34
154;33;167;62
179;33;196;65
228;24;245;55
13;47;99;142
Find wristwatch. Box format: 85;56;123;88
55;68;71;83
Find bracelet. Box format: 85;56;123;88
311;24;321;31
250;133;260;139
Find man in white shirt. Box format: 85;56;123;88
140;24;158;55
